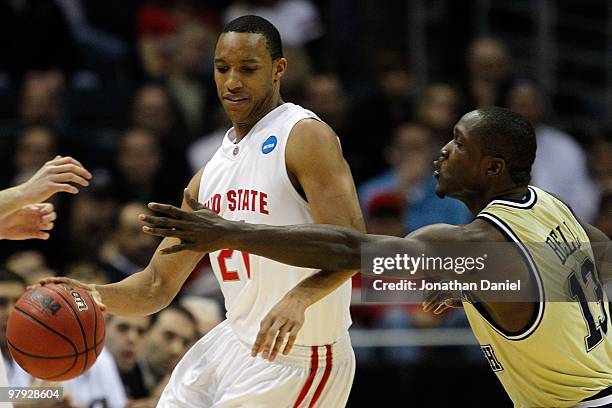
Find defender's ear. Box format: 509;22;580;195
486;157;506;177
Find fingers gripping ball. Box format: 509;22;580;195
6;283;105;381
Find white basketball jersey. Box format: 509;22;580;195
199;103;352;346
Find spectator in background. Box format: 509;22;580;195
416;83;463;147
303;73;381;183
61;348;128;408
12;126;58;186
359;123;471;232
364;192;405;237
19;72;65;128
105;315;152;400
370;49;416;128
5;250;55;287
130;84;191;190
166;23;215;140
0;268;30;387
100;202;159;283
139;304;198;399
137;0;221;79
63;175;118;264
507;80;599;221
464;37;513;108
180;296;223;338
113;128;181;204
131;83;179;141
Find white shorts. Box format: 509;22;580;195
157;320;355;408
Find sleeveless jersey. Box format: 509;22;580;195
199;103;352;346
464;186;612;407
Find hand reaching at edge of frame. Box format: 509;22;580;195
0;203;56;240
19;155;92;204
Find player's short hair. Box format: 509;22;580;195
222;15;283;60
106;313;153;329
0;268;26;286
149;301;198;331
472;106;537;185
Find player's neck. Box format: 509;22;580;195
233;95;284;142
465;185;530;214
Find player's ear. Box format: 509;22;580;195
486;157;506;177
273;58;288;82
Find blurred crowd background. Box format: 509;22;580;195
0;0;610;407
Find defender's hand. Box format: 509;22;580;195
422;288;462;315
140;189;232;254
251;294;307;361
0;203;56;240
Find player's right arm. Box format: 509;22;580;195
42;168;207;316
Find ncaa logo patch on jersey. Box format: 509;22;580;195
262;135;277;154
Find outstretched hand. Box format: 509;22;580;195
0;203;56;240
140;189;232;254
21;155;92;204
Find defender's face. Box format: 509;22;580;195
214;32;278;125
434;111;487;198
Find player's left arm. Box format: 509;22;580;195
579;221;612;283
254;119;366;360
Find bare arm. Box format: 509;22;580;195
43;168;207;316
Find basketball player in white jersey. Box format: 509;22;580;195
42;15;365;407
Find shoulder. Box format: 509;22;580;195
286;119;341;167
407;219;508;243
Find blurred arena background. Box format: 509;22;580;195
0;0;610;406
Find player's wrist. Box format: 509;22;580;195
224;220;252;247
13;183;38;206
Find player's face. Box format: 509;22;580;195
214;32;286;126
434;111;489;199
105;315;150;372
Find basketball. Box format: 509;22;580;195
6;283;105;381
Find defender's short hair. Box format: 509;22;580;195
472;106;537;185
222;15;283;60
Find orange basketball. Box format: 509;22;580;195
6;283;105;381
